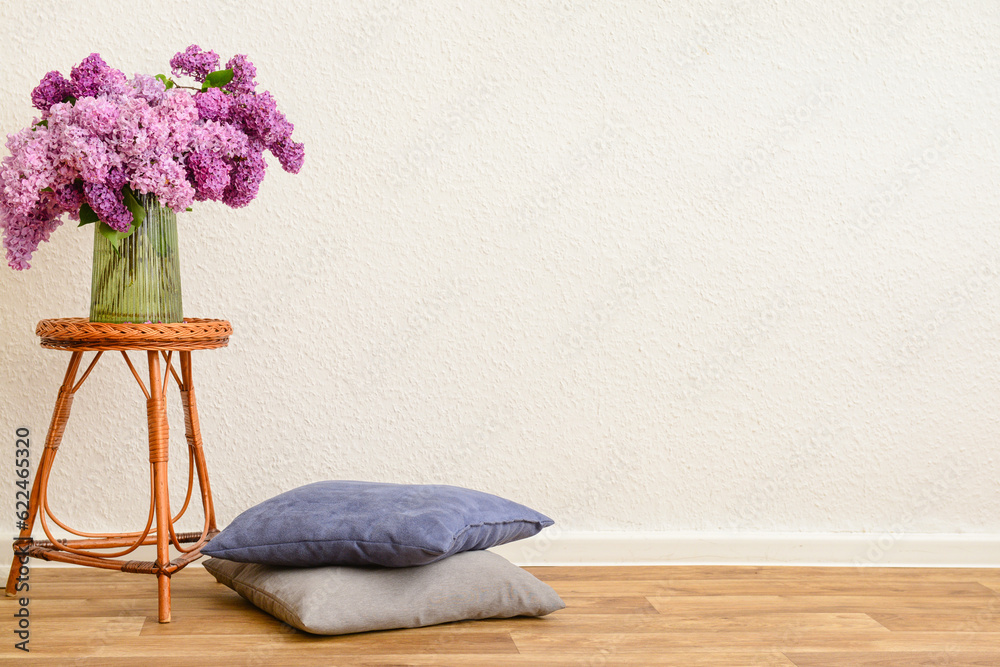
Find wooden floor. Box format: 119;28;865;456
1;565;1000;666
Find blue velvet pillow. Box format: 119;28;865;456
201;480;554;567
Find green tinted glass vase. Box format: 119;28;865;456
89;194;183;324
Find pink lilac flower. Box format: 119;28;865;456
0;211;63;270
233;91;293;147
1;47;303;269
52;182;84;216
223;54;257;94
130;74;167;105
194;88;232;122
131;158;196;211
187;152;231;201
271;139;304;174
70;54;129;98
83;181;132;232
222;150;265;208
0;177;80;269
1;127;62;219
31;71;74;111
189;120;247;157
169;45;220;82
55;122;118;185
106;167;127;191
71;97;121;137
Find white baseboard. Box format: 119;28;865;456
489;530;1000;567
3;530;999;570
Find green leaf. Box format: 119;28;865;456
97;221;132;250
40;187;53;193
33;119;48;129
78;202;99;226
185;207;192;212
65;95;77;106
155;74;175;90
203;68;234;89
121;185;145;229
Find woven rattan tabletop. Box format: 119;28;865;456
36;318;232;351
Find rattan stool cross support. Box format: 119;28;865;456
5;318;232;623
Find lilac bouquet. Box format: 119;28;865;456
0;46;304;270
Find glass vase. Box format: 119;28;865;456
89;194;183;324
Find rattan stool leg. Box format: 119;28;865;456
5;352;83;596
179;351;217;533
147;351;172;623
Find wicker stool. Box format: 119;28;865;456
4;318;232;623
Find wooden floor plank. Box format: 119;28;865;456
546;578;998;598
784;651;1000;666
1;565;998;664
868;609;1000;632
132;610;886;636
509;630;1000;652
524;565;1000;582
0;654;801;667
602;580;996;597
648;594;1000;615
544;595;661;614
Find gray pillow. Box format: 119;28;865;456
203;550;565;635
201;480;554;567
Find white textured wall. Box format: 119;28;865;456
2;1;1000;557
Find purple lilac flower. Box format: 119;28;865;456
31;71;74;111
194;88;232;122
2;47;304;269
83;181;132;232
189;121;248;157
0;210;63;270
131;158;196;212
223;54;257;94
106;167;127;191
0;178;83;269
70;54;129;98
130;73;167;105
271;139;304;174
1;131;49;217
52;182;84;215
222;150;265;208
72;97;121;137
233;91;293;147
187;152;231;201
170;45;220;82
57;123;118;185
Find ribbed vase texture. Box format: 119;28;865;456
89;194;182;324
